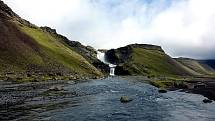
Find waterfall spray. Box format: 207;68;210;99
97;51;116;76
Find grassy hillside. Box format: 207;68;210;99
176;58;215;76
0;0;103;80
105;44;192;77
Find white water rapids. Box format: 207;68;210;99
97;51;116;76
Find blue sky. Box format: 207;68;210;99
3;0;215;59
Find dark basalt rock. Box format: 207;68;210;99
158;89;167;93
203;98;212;103
40;26;57;34
120;96;133;103
105;46;132;65
115;66;130;75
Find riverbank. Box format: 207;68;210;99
0;72;105;83
150;77;215;101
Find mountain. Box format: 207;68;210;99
176;58;215;76
105;44;215;77
0;0;103;81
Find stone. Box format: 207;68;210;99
120;96;133;103
48;85;64;91
203;99;212;103
158;89;167;93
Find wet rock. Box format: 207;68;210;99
203;98;212;103
158;89;167;93
48;85;64;91
194;83;206;89
115;66;130;75
120;96;133;103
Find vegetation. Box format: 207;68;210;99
149;77;189;89
106;44;215;78
106;45;192;77
0;1;103;81
176;58;215;76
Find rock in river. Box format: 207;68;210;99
120;96;133;103
48;85;64;91
158;88;167;93
203;98;212;103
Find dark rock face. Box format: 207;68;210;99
98;49;107;53
115;66;130;75
92;61;110;74
40;26;57;34
105;47;132;65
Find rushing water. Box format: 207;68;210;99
1;76;215;121
97;51;116;76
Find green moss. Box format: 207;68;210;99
150;76;189;89
150;80;174;88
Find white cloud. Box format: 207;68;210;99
3;0;215;59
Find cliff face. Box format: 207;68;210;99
105;44;192;76
0;0;104;80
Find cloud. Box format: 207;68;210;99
3;0;215;59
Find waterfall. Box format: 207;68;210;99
97;51;116;76
109;64;116;76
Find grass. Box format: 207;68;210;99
177;58;215;75
18;24;102;76
122;47;191;76
0;19;103;80
150;77;189;89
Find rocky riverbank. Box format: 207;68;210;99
150;77;215;101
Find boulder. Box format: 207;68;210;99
48;85;64;91
158;88;167;93
120;96;133;103
203;98;212;103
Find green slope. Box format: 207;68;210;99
106;44;192;77
176;58;215;76
0;0;102;80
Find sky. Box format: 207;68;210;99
3;0;215;59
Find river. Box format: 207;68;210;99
0;76;214;121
